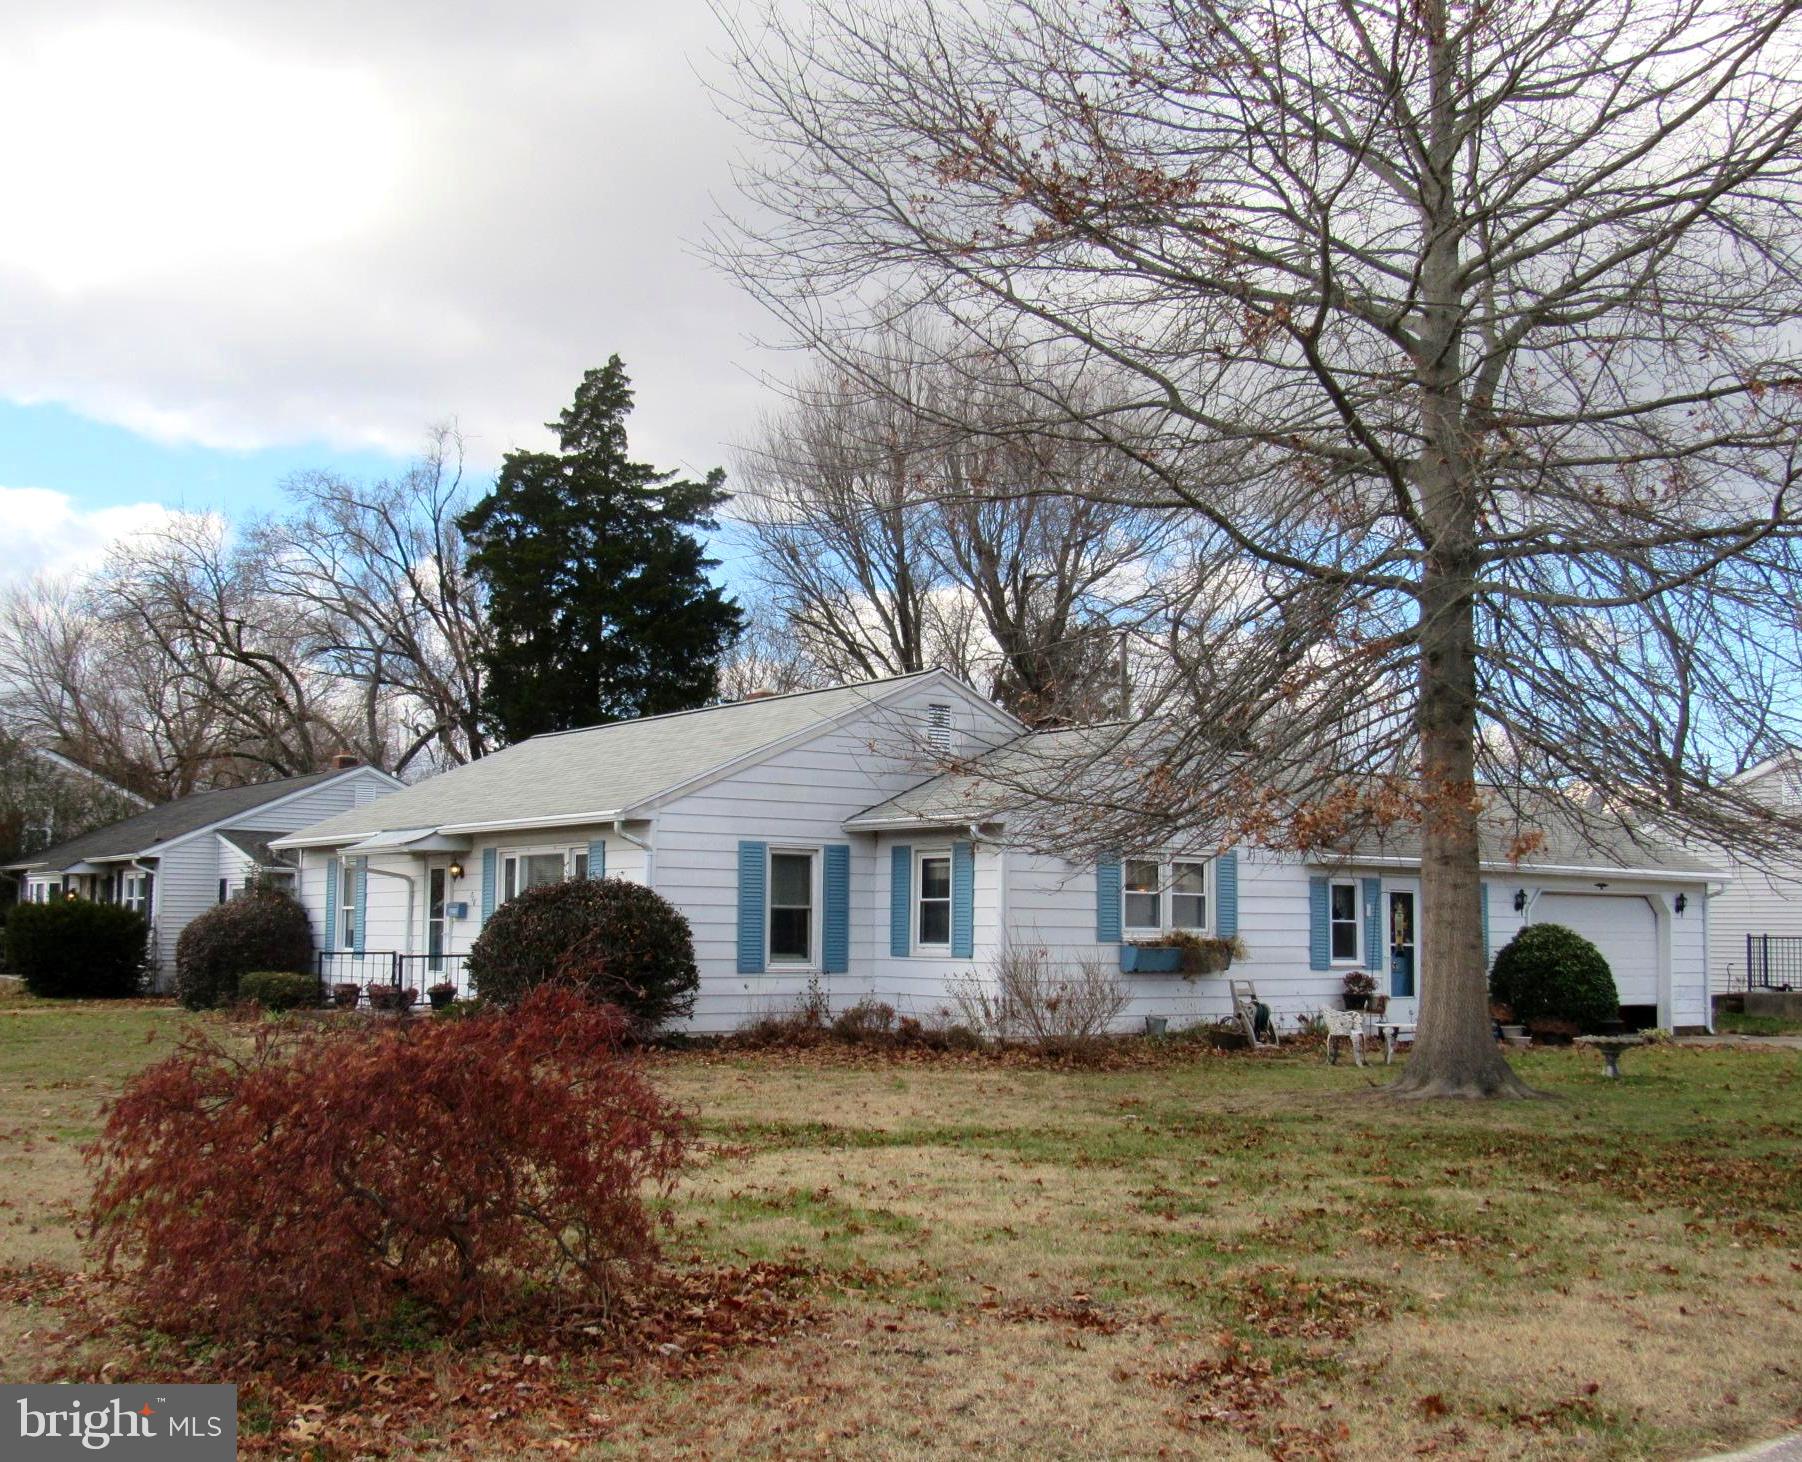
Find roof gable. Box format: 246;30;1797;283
277;672;1009;847
8;766;398;871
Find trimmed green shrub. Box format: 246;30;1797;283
1489;923;1620;1031
4;899;148;998
468;878;698;1031
175;887;314;1011
238;971;319;1011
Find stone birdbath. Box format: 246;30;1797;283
1575;1033;1644;1079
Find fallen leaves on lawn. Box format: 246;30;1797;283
24;1258;815;1457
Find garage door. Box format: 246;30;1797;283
1535;894;1658;1007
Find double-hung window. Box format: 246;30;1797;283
1123;857;1215;935
1328;881;1360;963
768;849;816;965
916;851;952;949
338;860;358;947
123;871;152;917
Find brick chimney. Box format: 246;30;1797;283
331;754;361;770
743;690;778;701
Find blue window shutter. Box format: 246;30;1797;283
890;845;912;958
353;857;368;954
823;843;850;973
324;856;339;949
1361;877;1382;971
952;840;975;958
1308;876;1330;970
480;847;497;924
1216;850;1239;938
1096;858;1122;943
1481;881;1492;966
737;841;767;974
588;838;606;879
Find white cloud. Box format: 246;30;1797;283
0;486;182;583
0;1;776;475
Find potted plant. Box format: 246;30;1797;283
1342;969;1377;1011
332;982;360;1010
366;984;417;1013
427;981;457;1011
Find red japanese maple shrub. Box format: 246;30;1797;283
87;987;689;1341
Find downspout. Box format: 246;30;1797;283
613;819;655;887
365;863;417;959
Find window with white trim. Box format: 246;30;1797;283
768;849;816;965
338;860;357;947
122;871;152;917
1328;881;1360;963
1124;859;1162;931
916;850;952;949
500;847;591;903
1123;857;1216;935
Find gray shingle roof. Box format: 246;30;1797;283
216;828;292;868
276;673;946;847
7;769;361;871
850;733;1724;878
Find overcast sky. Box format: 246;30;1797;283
0;0;781;581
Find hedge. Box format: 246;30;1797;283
175;887;314;1010
4;899;148;998
467;878;698;1031
1489;922;1621;1031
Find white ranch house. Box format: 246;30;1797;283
274;673;1720;1033
6;763;403;987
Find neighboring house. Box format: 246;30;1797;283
1703;752;1802;991
275;672;1719;1033
0;746;150;893
3;762;404;986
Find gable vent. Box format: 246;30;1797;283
927;703;953;754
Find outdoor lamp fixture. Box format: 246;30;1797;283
64;889;78;901
1675;892;1688;915
1513;889;1527;913
448;860;465;880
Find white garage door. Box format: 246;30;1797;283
1535;894;1658;1007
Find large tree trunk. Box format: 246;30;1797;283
1390;578;1539;1098
1389;2;1537;1099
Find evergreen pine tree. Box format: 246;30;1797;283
460;359;742;742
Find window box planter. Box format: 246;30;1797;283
1119;943;1185;974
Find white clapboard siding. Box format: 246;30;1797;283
654;685;1010;1031
147;768;393;988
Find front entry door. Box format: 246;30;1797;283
426;865;448;974
1388;889;1417;999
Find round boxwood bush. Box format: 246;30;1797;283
176;887;314;1011
1489;923;1620;1031
5;899;148;998
238;970;319;1012
467;878;698;1031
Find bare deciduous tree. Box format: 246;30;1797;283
717;0;1802;1096
252;428;491;772
738;337;1168;724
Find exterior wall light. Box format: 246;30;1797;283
448;860;465;880
1513;889;1527;913
1675;892;1688;915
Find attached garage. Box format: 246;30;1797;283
1533;893;1660;1016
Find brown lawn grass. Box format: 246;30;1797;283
2;999;1801;1458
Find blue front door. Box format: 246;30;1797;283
1389;890;1416;998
